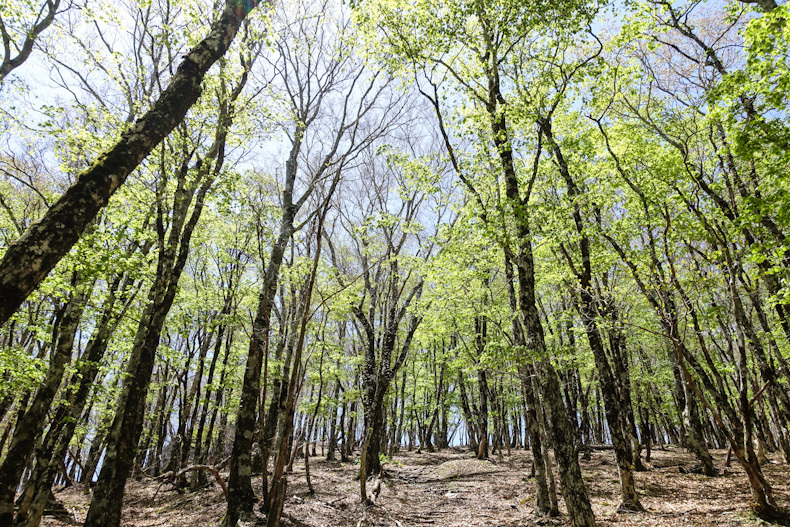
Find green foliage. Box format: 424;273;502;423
1;1;789;508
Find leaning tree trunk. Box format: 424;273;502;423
480;45;596;524
265;205;327;527
224;157;298;527
0;0;264;326
504;254;554;515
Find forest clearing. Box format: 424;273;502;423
38;448;790;526
2;0;790;526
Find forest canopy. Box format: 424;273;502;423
1;0;789;526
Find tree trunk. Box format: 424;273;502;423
84;99;229;526
17;274;130;527
0;274;90;525
225;116;301;526
0;0;263;325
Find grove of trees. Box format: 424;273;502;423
1;0;789;525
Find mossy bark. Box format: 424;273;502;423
0;0;263;326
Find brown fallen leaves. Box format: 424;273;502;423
41;447;789;527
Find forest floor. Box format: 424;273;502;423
40;447;790;526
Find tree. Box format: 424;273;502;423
336;149;438;488
223;1;405;522
358;0;599;523
0;0;265;326
84;30;256;526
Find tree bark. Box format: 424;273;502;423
0;0;264;326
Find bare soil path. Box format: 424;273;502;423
41;447;790;526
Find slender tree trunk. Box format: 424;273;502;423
85;109;228;526
265;209;326;526
542;116;643;512
0;274;90;525
475;315;489;460
225;123;300;526
17;275;130;527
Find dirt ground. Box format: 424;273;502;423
41;447;790;526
